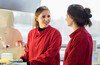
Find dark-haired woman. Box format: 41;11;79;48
63;4;93;65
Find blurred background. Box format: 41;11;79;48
0;0;100;65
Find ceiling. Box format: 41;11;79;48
0;0;41;13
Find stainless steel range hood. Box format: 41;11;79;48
0;0;41;13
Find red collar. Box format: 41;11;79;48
69;27;85;38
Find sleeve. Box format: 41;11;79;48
32;31;62;63
64;37;88;65
20;31;31;62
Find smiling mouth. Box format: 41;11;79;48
44;21;49;25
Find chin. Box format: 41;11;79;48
67;24;70;26
67;23;72;26
42;25;48;28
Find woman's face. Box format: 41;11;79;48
65;14;73;26
36;10;51;28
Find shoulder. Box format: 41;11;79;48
49;25;60;33
28;28;37;36
49;26;61;35
75;29;92;42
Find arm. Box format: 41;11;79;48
20;31;31;62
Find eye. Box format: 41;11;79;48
42;15;45;18
47;15;50;18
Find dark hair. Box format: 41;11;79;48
34;6;50;28
67;4;92;27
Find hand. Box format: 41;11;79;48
27;61;30;65
17;59;23;61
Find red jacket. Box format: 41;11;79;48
21;25;62;65
63;27;93;65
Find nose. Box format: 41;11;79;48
45;17;50;21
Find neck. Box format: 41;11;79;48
72;23;79;31
38;26;46;31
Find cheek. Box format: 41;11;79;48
66;19;73;26
66;17;69;24
37;18;43;23
48;18;51;22
69;21;73;25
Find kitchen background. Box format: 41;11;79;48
0;0;100;65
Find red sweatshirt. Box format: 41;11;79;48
21;25;62;65
63;27;93;65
